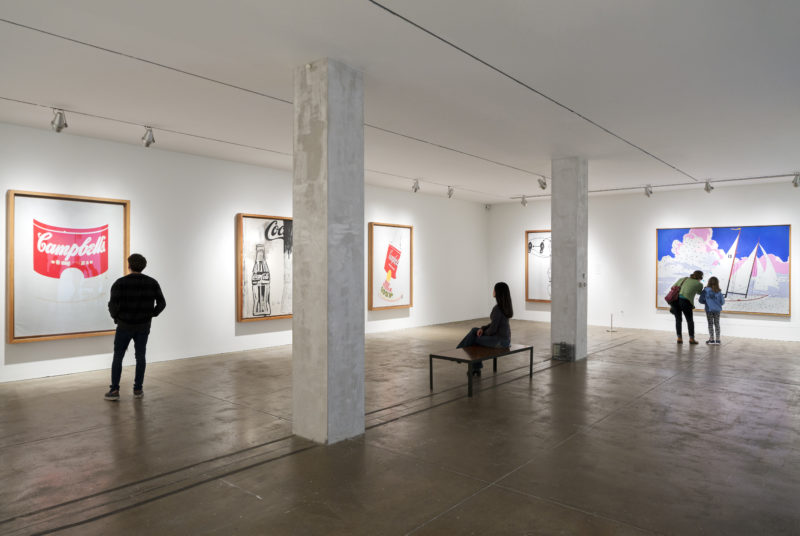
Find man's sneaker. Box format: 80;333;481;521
713;340;721;345
104;389;120;401
705;340;712;344
133;389;144;399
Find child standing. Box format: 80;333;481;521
699;276;725;345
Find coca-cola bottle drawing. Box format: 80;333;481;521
251;244;271;316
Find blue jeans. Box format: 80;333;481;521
110;327;150;391
457;328;510;370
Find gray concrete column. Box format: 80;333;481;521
292;58;365;443
550;157;588;361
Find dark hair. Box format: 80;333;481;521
708;276;721;293
494;282;513;319
128;253;147;273
691;270;704;280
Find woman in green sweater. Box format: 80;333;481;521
672;270;704;344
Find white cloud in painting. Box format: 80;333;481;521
658;228;724;279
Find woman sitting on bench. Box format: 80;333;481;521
457;281;514;375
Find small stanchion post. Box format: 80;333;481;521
606;313;617;333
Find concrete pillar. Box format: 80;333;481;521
550;157;588;361
292;58;365;443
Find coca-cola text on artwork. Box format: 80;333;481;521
33;219;109;278
265;220;284;241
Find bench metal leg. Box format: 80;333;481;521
529;347;533;377
429;355;433;390
493;357;497;373
467;363;473;397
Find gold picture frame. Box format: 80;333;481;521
368;222;413;311
7;190;130;343
236;213;293;322
655;225;791;317
525;229;551;303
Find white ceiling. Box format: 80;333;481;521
1;0;798;203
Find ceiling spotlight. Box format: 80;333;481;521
537;177;547;190
793;173;800;187
411;179;420;193
141;127;155;148
521;195;528;207
704;180;714;193
50;109;67;132
644;185;653;197
447;186;454;198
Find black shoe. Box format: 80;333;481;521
104;389;120;401
133;389;144;399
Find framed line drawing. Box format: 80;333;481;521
368;222;413;310
7;190;130;343
237;214;293;321
525;230;552;302
656;225;791;316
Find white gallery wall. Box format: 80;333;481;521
365;186;490;332
0;122;489;382
489;182;799;341
2;120;796;382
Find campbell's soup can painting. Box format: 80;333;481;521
13;196;124;337
33;220;109;279
383;243;401;279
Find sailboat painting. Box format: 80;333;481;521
656;225;790;316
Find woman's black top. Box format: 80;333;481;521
481;305;511;343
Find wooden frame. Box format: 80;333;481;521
236;213;292;322
368;222;413;311
7;190;130;343
655;225;791;317
525;229;552;303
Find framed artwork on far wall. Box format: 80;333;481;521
237;214;293;322
368;222;413;310
7;190;130;343
656;225;791;316
525;229;552;302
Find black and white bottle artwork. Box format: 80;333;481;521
238;215;293;321
251;244;270;316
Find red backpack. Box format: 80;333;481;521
664;277;686;304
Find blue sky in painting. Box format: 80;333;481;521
657;225;790;261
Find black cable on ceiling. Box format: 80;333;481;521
0;96;292;156
0;18;292;105
511;172;798;199
0;17;548;181
367;0;701;183
366;124;546;179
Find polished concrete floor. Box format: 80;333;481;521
1;319;799;535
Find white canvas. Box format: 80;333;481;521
370;223;412;309
240;216;292;319
12;195;126;338
526;230;552;302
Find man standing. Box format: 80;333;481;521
105;253;166;401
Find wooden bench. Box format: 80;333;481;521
429;344;534;397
